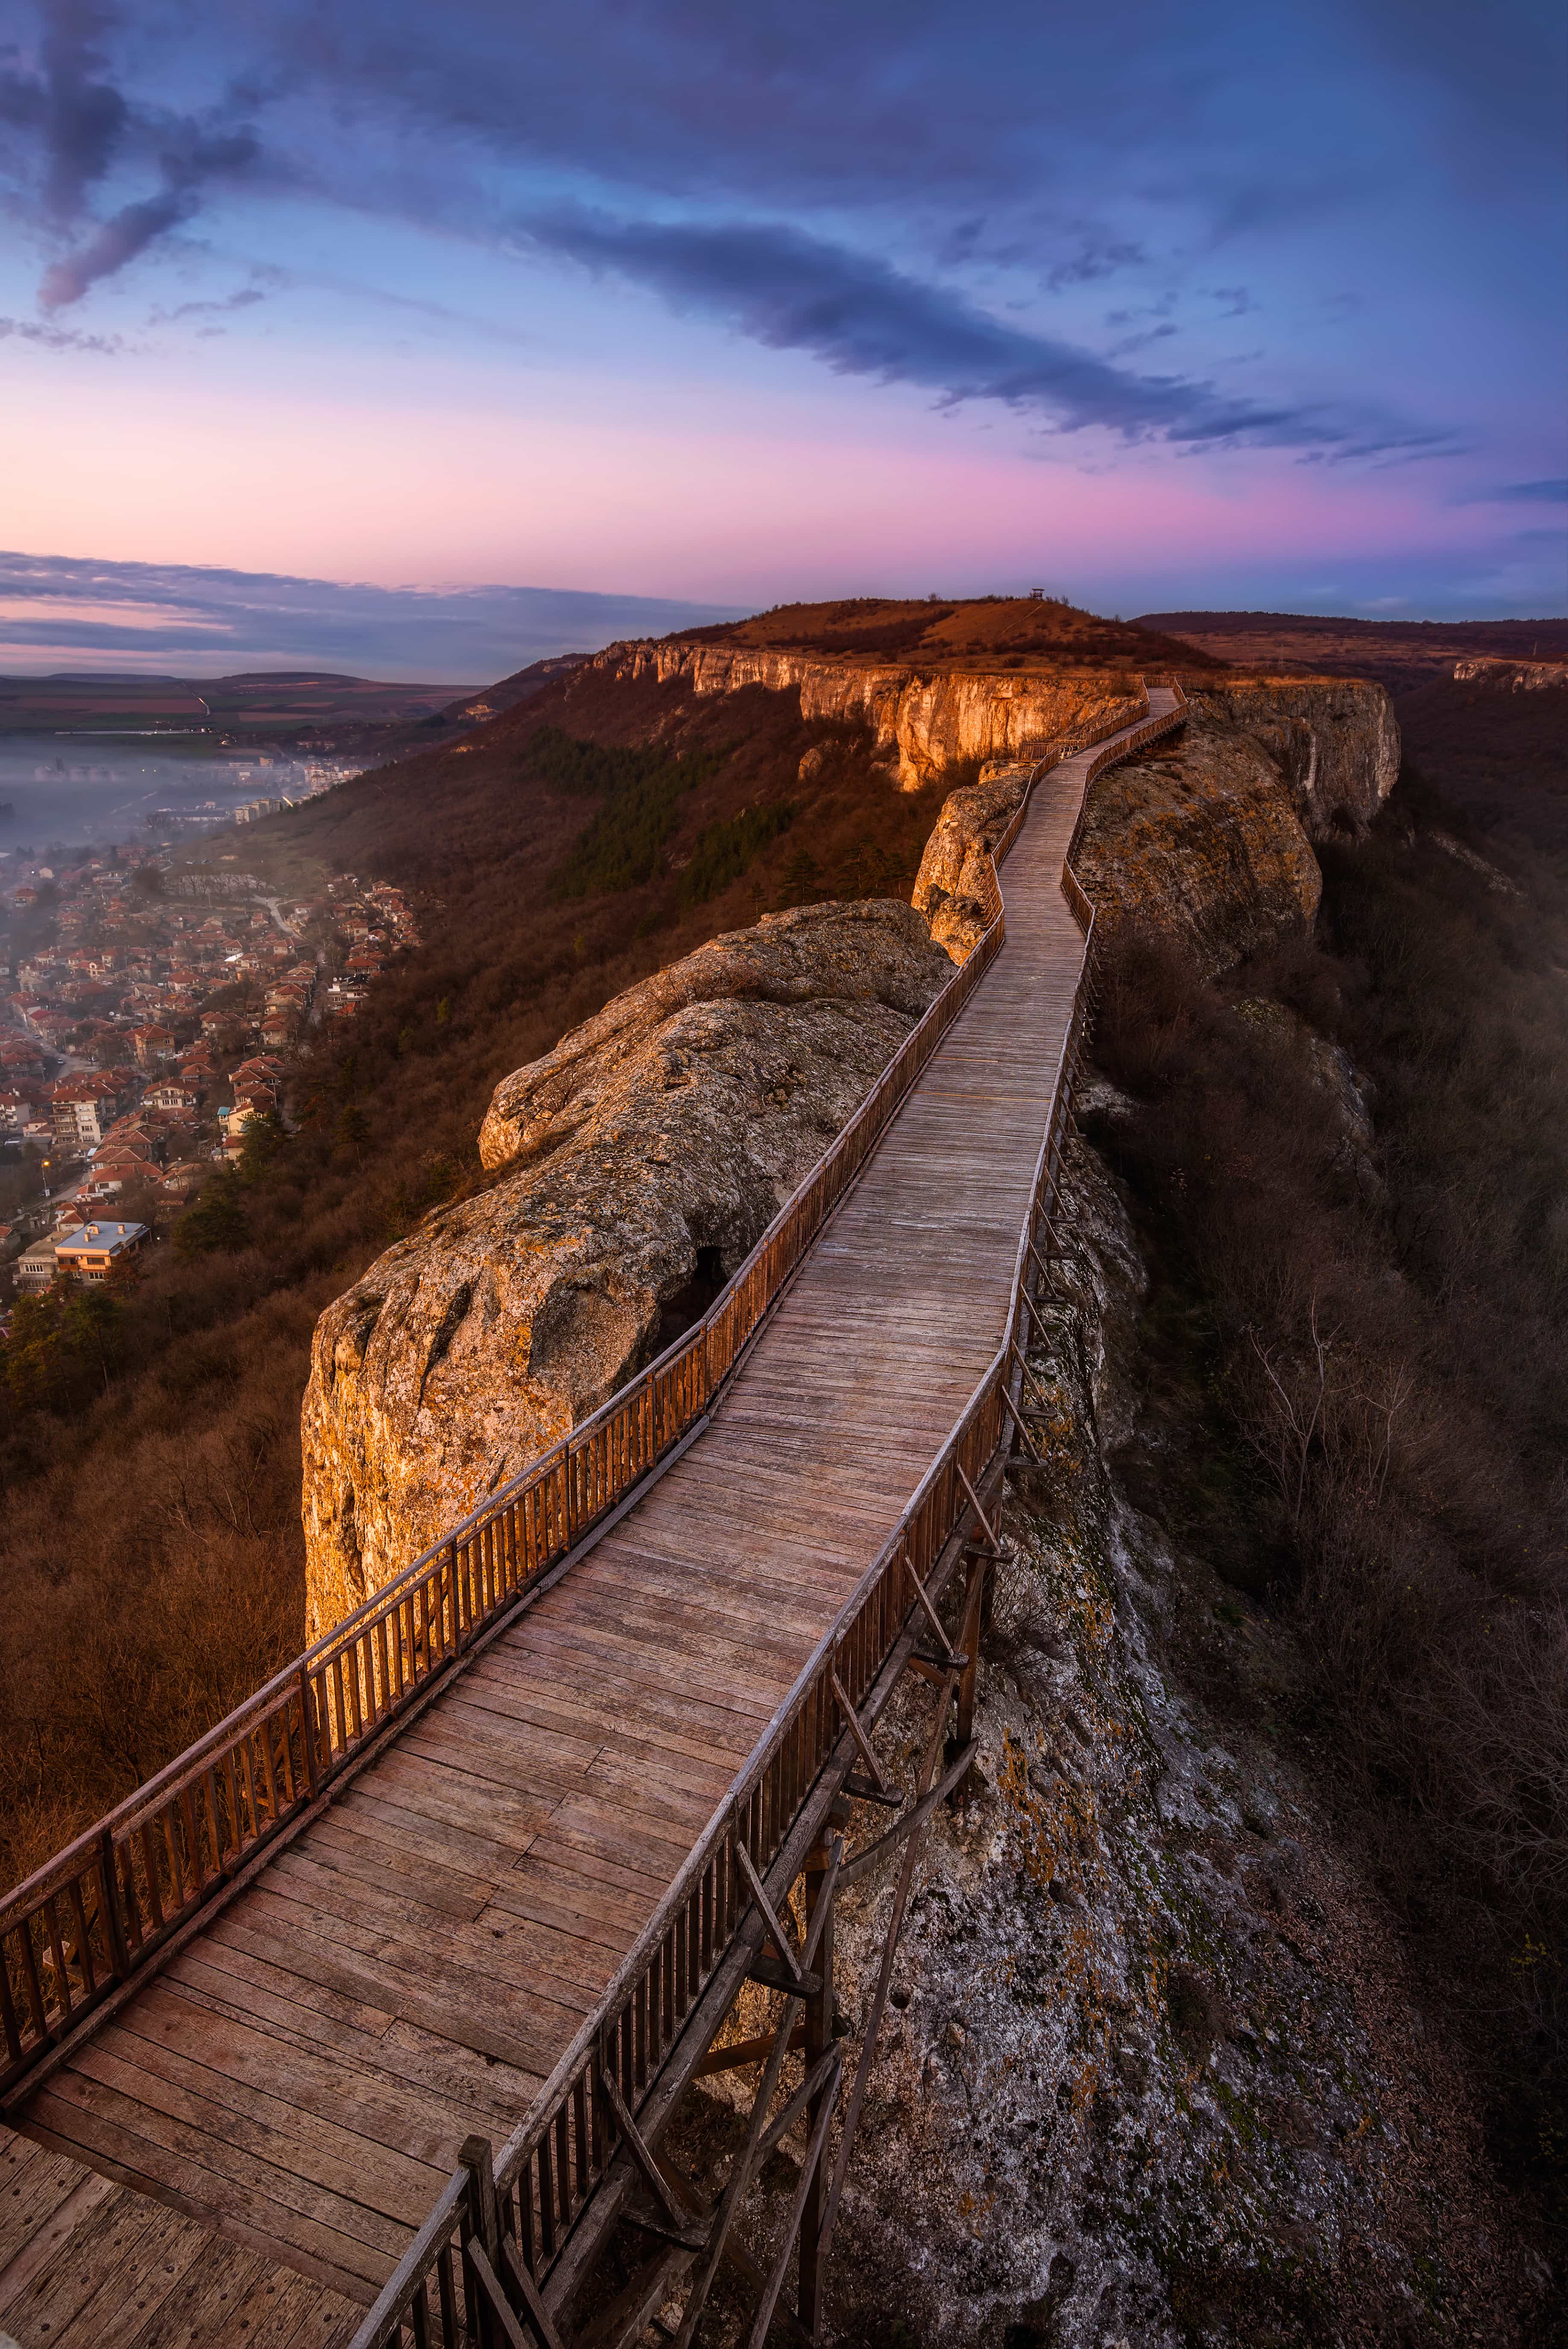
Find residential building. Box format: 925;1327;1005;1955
51;1079;124;1151
14;1237;59;1292
53;1221;149;1283
132;1025;178;1066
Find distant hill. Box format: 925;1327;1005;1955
1137;610;1568;859
1137;611;1568;694
0;669;463;737
674;595;1227;675
438;654;591;727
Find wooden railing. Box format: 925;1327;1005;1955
0;684;1177;2105
349;682;1188;2346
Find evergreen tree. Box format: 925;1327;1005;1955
173;1171;251;1258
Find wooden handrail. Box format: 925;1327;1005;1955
346;681;1188;2343
2;688;1185;2317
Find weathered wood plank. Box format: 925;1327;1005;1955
11;705;1165;2314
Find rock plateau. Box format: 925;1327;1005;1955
593;637;1144;790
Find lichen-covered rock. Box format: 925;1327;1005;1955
782;1135;1532;2347
1073;698;1327;970
300;900;952;1636
595;638;1143;790
910;765;1033;963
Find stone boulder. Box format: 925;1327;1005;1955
300;900;952;1636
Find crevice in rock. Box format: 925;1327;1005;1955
651;1243;727;1357
418;1279;473;1406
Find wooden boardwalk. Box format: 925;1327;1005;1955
8;695;1176;2337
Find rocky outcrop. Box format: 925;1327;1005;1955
594;638;1143;791
909;765;1033;962
1072;699;1326;970
1194;677;1398;837
1454;656;1568;692
1075;682;1396;970
704;1131;1528;2346
914;681;1398;975
300;901;952;1634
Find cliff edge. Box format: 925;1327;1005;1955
300;900;950;1634
592;636;1144;790
915;677;1398;969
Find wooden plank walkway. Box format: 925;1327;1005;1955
10;697;1175;2324
0;2123;358;2349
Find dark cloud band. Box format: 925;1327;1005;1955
525;209;1442;458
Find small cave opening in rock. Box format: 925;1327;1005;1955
652;1245;728;1355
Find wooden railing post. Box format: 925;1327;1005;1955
97;1831;129;1982
297;1665;320;1797
460;2132;505;2348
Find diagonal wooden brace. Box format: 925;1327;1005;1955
733;1837;805;1988
819;1668;958;2268
671;1994;805;2349
838;1741;977;1888
598;2065;686;2230
1027;1233;1064;1291
956;1463;1001;1555
1009;1340;1055;1420
498;2236;567;2349
467;2238;534;2349
829;1669;893;1798
757;2042;844;2161
997;1386;1044;1463
903;1552;963;1669
744;2064;844;2349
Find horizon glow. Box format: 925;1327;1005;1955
0;0;1563;677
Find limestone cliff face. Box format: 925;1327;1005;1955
1454;656;1568;692
302;673;1398;1633
910;765;1035;962
916;680;1399;973
300;901;951;1635
1197;677;1399;836
1072;698;1326;970
593;637;1143;790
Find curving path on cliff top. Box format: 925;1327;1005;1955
10;691;1181;2326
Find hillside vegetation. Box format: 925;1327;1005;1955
1088;730;1568;2249
1138;610;1568;691
671;593;1226;674
0;662;957;1886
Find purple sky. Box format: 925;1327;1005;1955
0;0;1562;677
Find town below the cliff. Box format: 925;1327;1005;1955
0;852;416;1321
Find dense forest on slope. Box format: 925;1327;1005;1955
0;668;949;1887
1086;703;1568;2254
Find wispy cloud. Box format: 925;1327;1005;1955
0;310;120;351
1488;478;1568;504
0;0;262;308
152;283;268;325
524;209;1443;457
0;549;744;682
38;124;258;308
